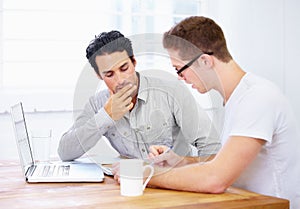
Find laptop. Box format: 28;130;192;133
10;102;104;183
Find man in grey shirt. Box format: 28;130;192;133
57;30;220;161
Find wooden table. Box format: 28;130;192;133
0;161;289;209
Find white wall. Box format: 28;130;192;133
284;0;300;124
204;0;300;127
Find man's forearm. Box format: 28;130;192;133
179;154;216;166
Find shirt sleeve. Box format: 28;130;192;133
229;88;277;143
172;83;221;156
57;95;115;161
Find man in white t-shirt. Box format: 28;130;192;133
141;16;300;209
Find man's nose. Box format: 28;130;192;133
115;71;126;84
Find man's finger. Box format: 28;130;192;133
148;153;155;159
126;102;134;110
149;145;161;156
116;83;134;95
119;85;136;101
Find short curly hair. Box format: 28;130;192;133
86;30;134;76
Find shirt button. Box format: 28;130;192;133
142;148;145;152
112;133;115;136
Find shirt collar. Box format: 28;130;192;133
136;72;149;103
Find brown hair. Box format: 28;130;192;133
163;16;232;62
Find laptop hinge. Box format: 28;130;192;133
25;165;36;179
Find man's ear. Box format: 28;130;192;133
200;54;214;68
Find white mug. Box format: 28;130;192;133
120;159;154;196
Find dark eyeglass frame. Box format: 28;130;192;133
176;52;214;76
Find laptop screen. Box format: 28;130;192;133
11;103;34;173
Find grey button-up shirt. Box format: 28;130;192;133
58;73;221;161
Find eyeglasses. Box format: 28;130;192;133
176;52;213;77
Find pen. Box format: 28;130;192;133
161;146;173;155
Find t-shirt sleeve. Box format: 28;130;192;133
229;88;277;143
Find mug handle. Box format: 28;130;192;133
142;165;154;190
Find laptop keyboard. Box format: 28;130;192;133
37;165;70;177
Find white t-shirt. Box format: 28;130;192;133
221;73;300;209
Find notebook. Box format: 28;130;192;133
10;102;104;183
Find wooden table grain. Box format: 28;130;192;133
0;161;289;209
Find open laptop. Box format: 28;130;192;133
10;102;104;183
